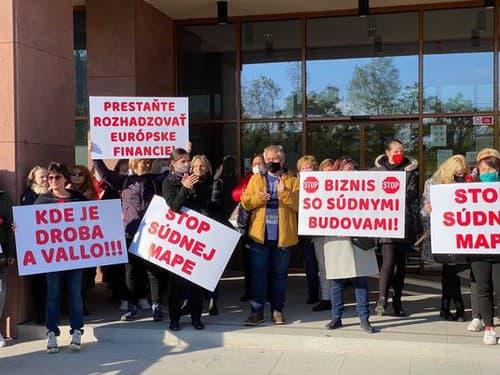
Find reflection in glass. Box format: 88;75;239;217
241;122;302;172
307;13;418;117
422;117;494;179
423;8;494;113
75;119;88;166
364;123;419;169
177;25;236;120
241;21;301;119
74;50;87;116
306;124;360;165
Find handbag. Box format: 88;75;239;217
228;203;249;232
351;237;377;251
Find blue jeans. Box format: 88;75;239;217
298;237;319;301
249;240;291;313
331;277;370;321
46;269;84;336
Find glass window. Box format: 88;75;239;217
422;117;494;180
363;122;419;169
241;20;302;119
307;13;418;117
177;25;236;120
75;119;88;165
306;123;360;165
241;122;303;173
423;8;494;113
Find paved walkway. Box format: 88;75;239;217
1;273;500;374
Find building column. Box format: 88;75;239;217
87;0;175;98
0;0;74;337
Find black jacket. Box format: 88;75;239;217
373;154;420;245
162;173;222;219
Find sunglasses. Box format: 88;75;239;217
72;172;84;177
48;175;63;181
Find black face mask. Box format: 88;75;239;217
266;162;282;173
454;175;466;183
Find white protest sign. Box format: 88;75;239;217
89;96;189;159
13;199;128;276
298;171;406;238
128;195;241;291
430;182;500;254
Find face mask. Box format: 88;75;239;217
160;166;169;174
454;175;465;183
266;162;281;174
175;164;190;174
301;167;313;172
392;153;404;165
252;165;264;175
479;171;499;182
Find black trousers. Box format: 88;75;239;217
378;242;409;301
168;273;204;322
441;264;464;310
470;261;500;327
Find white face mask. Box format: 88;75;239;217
252;165;265;175
160;166;169;174
175;164;190;174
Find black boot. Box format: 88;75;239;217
440;299;454;321
312;300;331;312
454;300;465;322
392;295;406;317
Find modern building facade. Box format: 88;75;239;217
0;0;499;337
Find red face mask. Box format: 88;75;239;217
392;153;404;165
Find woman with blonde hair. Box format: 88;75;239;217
21;165;49;205
421;154;469;321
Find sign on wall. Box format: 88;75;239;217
430;182;500;254
13;200;128;276
89;96;189;159
298;171;406;238
128;195;241;291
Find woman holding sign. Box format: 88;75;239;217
373;139;419;317
469;155;500;345
162;150;223;330
421;155;469;322
316;156;379;333
35;162;87;353
93;158;169;323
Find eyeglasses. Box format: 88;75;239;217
72;172;84;177
48;175;63;181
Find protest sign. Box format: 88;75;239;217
430;182;500;254
13;199;127;276
89;96;189;159
128;195;241;291
298;171;406;238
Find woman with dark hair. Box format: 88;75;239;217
35;162;87;353
162;149;221;330
373;139;419;317
469;155;500;345
93;157;169;322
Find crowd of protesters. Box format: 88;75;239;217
0;141;499;351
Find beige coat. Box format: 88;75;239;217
313;237;379;279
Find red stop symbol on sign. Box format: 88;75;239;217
303;176;319;193
382;176;400;194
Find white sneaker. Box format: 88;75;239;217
119;300;129;311
47;331;58;353
69;329;82;351
467;318;485;332
138;298;151;310
0;333;6;347
483;329;497;345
